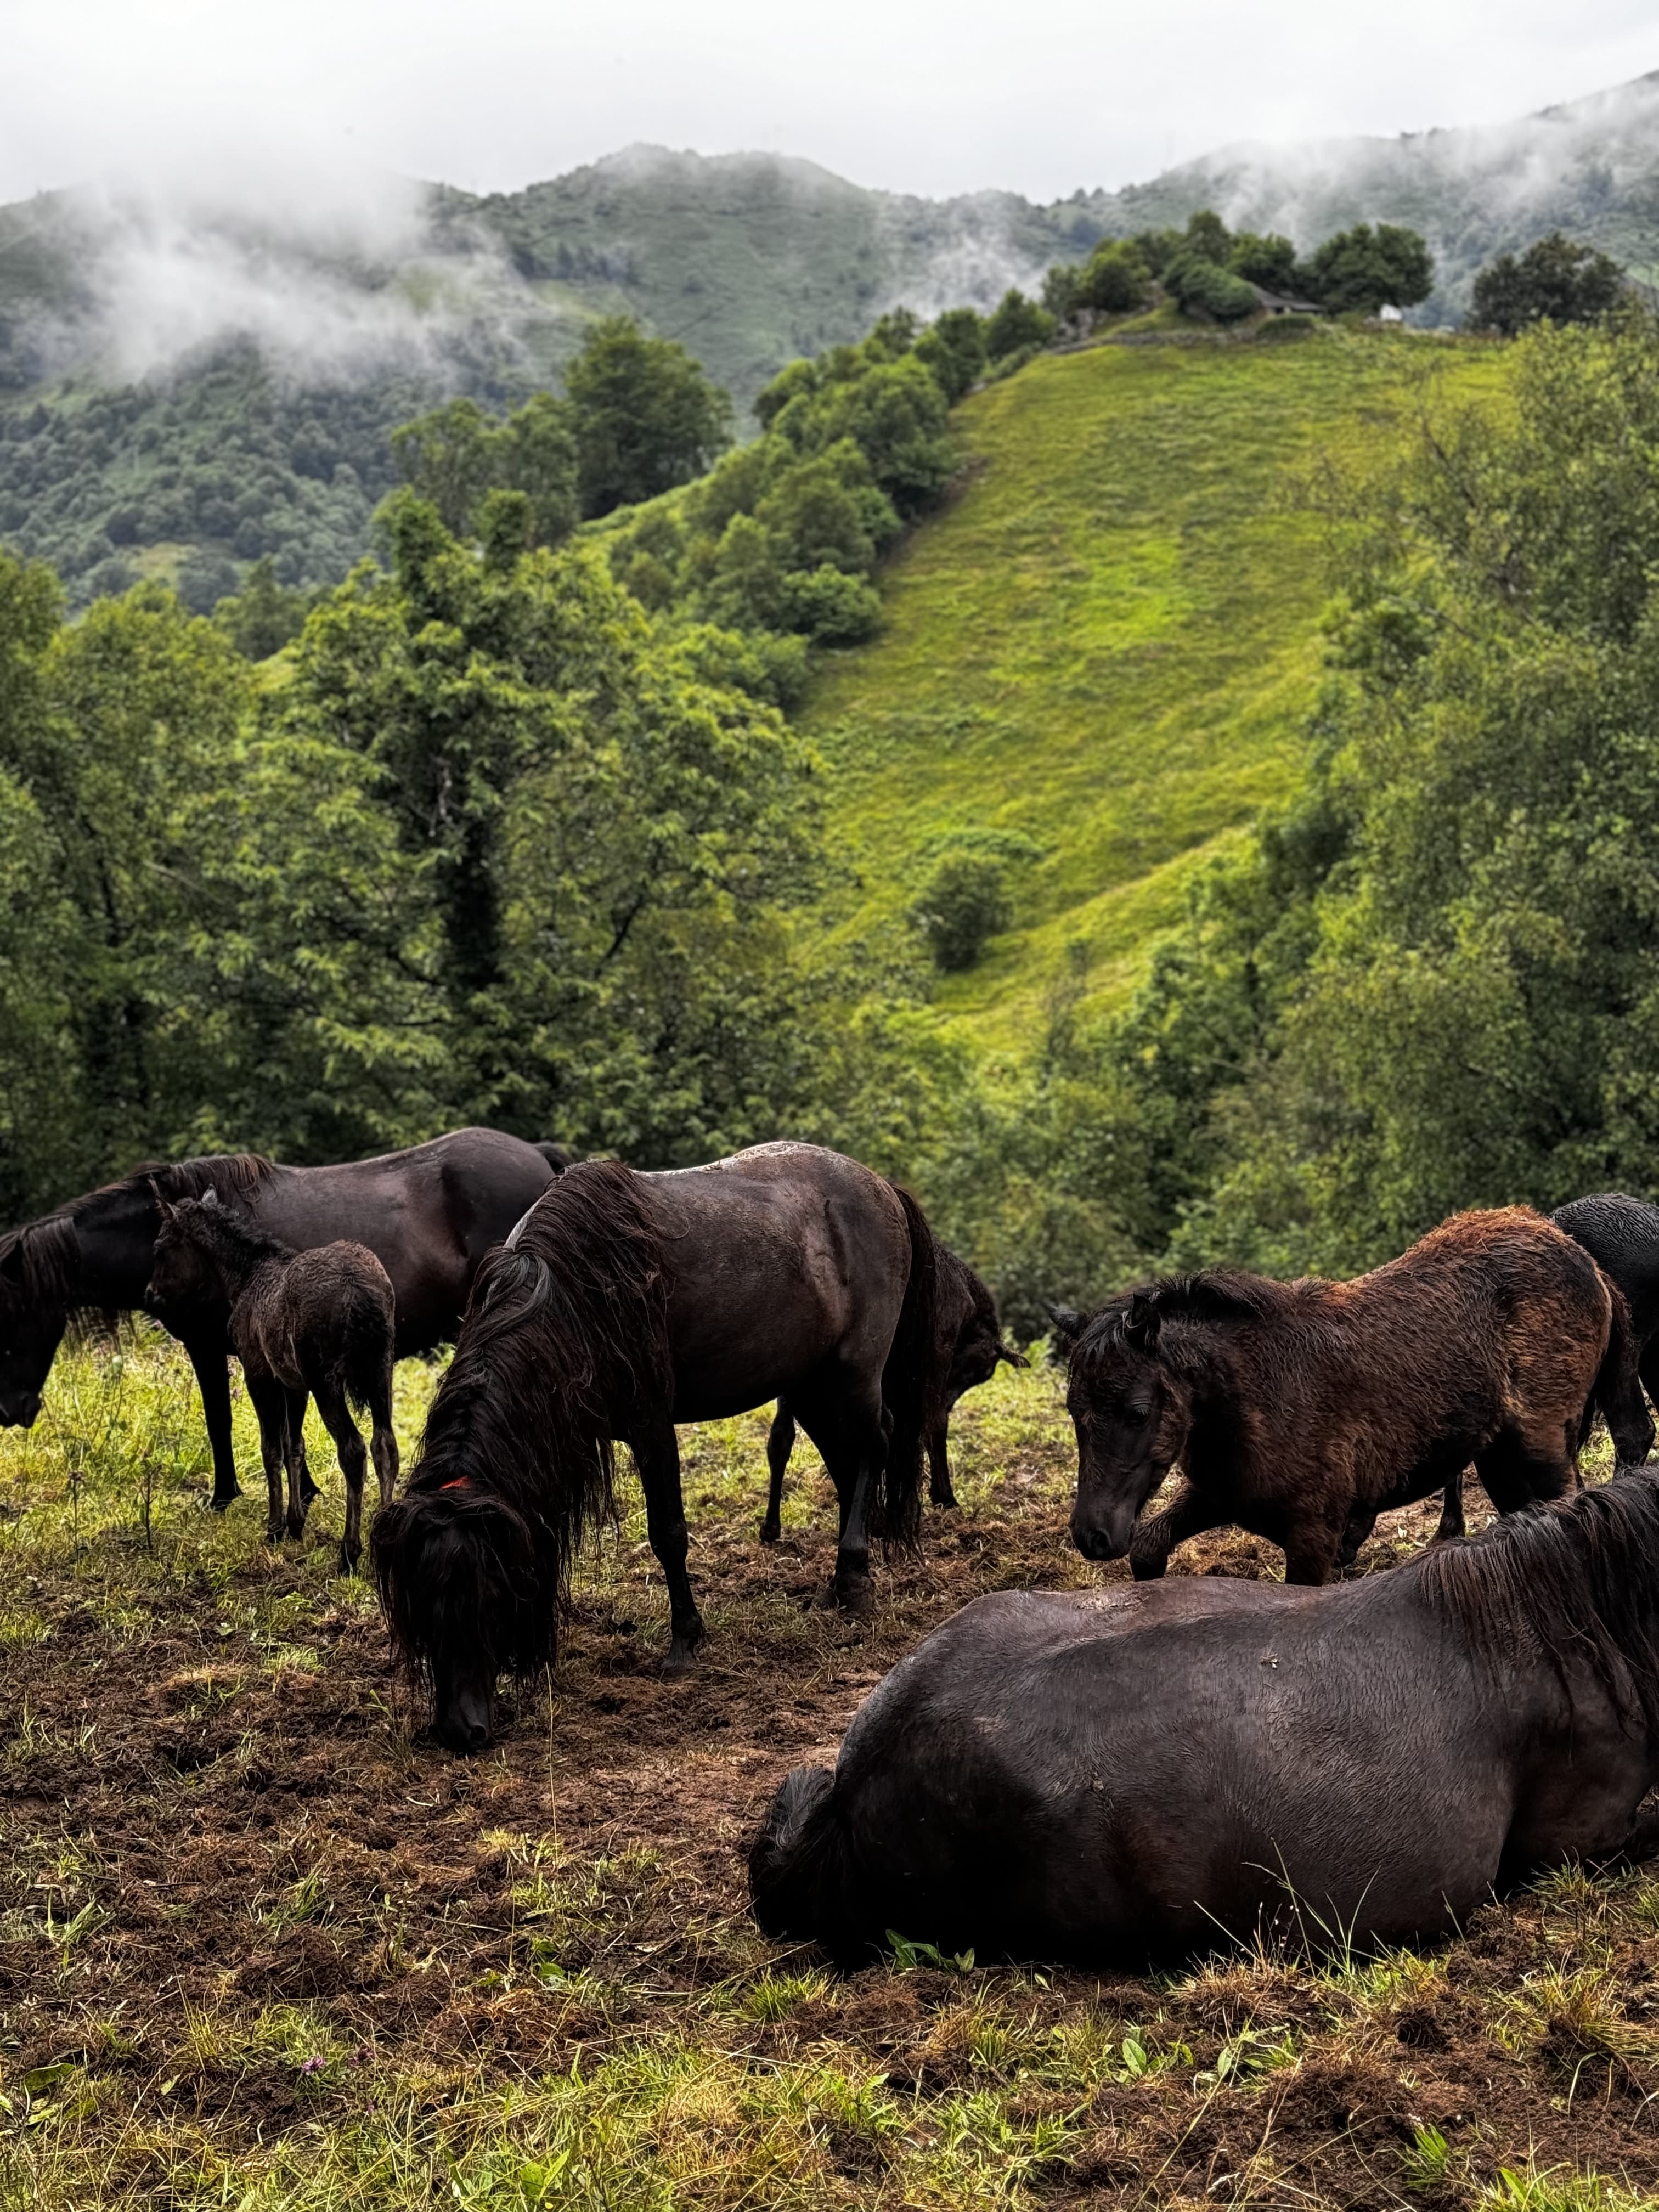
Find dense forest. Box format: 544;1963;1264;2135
3;245;1656;1330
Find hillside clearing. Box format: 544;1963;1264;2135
2;1339;1656;2209
805;329;1505;1053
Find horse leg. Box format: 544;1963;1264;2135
246;1378;289;1544
1335;1504;1379;1575
631;1411;706;1674
1282;1520;1345;1586
1476;1426;1573;1517
928;1410;957;1510
1432;1469;1467;1543
368;1363;399;1513
795;1386;885;1617
760;1401;794;1544
286;1385;320;1505
312;1374;368;1571
186;1337;241;1509
1127;1477;1228;1579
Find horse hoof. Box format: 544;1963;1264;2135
266;1521;285;1546
930;1493;958;1513
758;1519;781;1545
285;1514;308;1541
826;1575;874;1619
207;1487;240;1514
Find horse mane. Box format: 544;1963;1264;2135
1420;1477;1659;1738
1073;1269;1280;1363
0;1152;278;1324
159;1193;291;1289
388;1157;671;1675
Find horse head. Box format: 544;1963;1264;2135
370;1480;545;1754
1055;1292;1194;1560
0;1224;75;1427
144;1193;219;1317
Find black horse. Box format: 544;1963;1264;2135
372;1144;942;1753
0;1129;563;1506
752;1474;1659;1967
1555;1193;1659;1424
759;1244;1023;1542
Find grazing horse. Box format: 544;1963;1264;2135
0;1129;561;1508
147;1193;398;1571
759;1244;1024;1543
752;1474;1659;1967
1050;1207;1651;1585
371;1144;941;1754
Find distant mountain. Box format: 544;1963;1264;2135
4;72;1659;605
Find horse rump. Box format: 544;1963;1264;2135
749;1764;864;1962
879;1186;941;1547
1593;1278;1655;1469
331;1267;396;1419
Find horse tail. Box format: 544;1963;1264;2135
336;1272;396;1420
749;1765;864;1962
1594;1275;1655;1469
879;1184;941;1548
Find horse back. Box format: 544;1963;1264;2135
643;1144;911;1420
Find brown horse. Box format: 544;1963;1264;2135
759;1244;1024;1542
147;1193;399;1571
371;1144;941;1753
752;1474;1659;1968
0;1129;560;1507
1051;1206;1652;1585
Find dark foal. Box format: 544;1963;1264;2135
146;1194;398;1572
752;1476;1659;1968
372;1144;942;1754
759;1245;1023;1542
1052;1206;1651;1585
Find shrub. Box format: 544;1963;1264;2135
1077;242;1154;315
912;853;1012;971
984;290;1057;362
778;564;881;644
1163;254;1259;324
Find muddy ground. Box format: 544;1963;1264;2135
2;1348;1657;2208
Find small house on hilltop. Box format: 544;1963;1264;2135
1250;284;1323;317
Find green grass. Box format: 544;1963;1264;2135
3;1334;1658;2207
803;328;1507;1052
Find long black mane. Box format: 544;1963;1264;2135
1071;1269;1279;1367
374;1158;670;1679
156;1192;292;1297
1421;1475;1659;1737
0;1153;276;1325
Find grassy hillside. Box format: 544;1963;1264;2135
804;328;1506;1052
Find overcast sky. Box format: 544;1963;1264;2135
7;0;1658;208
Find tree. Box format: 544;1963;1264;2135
1182;210;1233;264
1077;241;1154;315
1163;253;1259;324
1470;233;1625;336
391;391;578;548
1305;224;1433;316
1229;233;1300;292
565;316;733;518
984;290;1056;362
913;307;987;402
214;557;310;659
912;854;1012;972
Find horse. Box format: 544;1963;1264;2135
371;1144;943;1754
751;1473;1659;1967
146;1192;398;1571
0;1129;563;1508
1554;1193;1659;1425
759;1244;1024;1543
1049;1206;1652;1585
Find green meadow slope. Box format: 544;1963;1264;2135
804;328;1505;1053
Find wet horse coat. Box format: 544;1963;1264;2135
372;1144;941;1753
0;1128;560;1506
751;1477;1659;1967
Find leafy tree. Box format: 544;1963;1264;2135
913;308;987;402
1182;210;1233;264
912;853;1012;971
213;557;311;659
777;565;881;644
1077;241;1154;315
1041;264;1082;322
1305;224;1433;316
390;397;500;535
1163;253;1259;324
1131;228;1188;278
565;316;733;518
1469;232;1625;336
1229;233;1300;292
391;391;578;547
984;290;1056;362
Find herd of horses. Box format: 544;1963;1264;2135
7;1128;1659;1969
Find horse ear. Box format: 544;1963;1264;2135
200;1188;220;1210
1122;1291;1161;1351
1044;1303;1086;1348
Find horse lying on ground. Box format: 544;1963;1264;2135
0;1128;561;1508
751;1474;1659;1967
759;1244;1023;1543
147;1194;398;1571
371;1144;943;1754
1049;1206;1651;1585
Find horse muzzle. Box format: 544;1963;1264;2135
0;1391;41;1429
1070;1501;1139;1561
